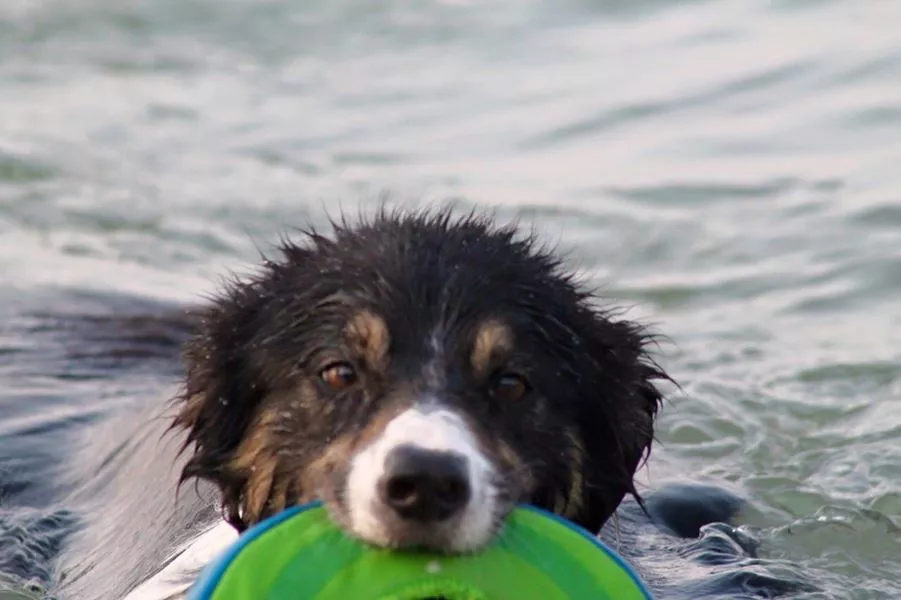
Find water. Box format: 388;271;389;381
1;0;900;597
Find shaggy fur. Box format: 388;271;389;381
170;209;667;546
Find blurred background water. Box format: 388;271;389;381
1;0;900;598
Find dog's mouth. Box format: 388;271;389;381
320;406;519;554
328;485;515;555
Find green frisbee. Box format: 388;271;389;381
188;502;653;600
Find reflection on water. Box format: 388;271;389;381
2;0;900;597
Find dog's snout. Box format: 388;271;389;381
378;445;471;521
347;407;495;550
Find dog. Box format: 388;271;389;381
171;208;666;545
56;208;672;599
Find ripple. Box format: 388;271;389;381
794;361;900;386
607;178;801;204
0;153;56;184
846;202;901;229
0;509;76;591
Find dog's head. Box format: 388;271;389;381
172;210;666;552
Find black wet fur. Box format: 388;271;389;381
172;208;667;534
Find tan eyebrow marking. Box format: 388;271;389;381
471;318;513;377
346;310;390;370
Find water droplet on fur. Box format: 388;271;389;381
219;397;229;406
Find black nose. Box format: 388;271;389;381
378;446;471;521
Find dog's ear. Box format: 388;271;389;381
170;275;271;530
566;313;667;534
168;233;324;529
171;237;342;529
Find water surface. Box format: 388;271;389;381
2;0;900;597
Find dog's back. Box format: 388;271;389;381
41;295;221;600
53;401;219;600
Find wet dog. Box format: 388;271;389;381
50;209;807;600
54;208;674;599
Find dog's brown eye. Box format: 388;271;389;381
320;362;358;390
492;373;529;401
